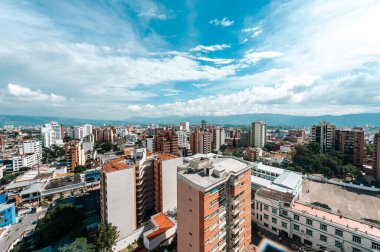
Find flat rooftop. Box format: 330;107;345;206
253;162;284;175
103;157;134;173
256;187;295;203
300;179;380;220
145;212;175;240
178;156;251;191
293;202;380;239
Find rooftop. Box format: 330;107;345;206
151;153;179;161
0;203;14;212
253;162;284;175
273;171;302;190
256;187;295;203
293;202;380;239
178;156;251;192
103;157;134;173
145;212;176;240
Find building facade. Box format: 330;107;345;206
190;129;212;154
311;122;336;153
153;130;179;154
374;132;380;181
177;156;252;252
12;153;38;171
65;141;85;171
251;121;267;148
23;140;42;161
335;128;364;166
0;203;17;227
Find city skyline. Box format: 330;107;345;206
1;0;380;119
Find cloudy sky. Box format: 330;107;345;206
1;0;380;119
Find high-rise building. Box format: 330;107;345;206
23;140;42;161
50;121;63;143
251;121;267;148
71;126;85;140
100;148;183;244
83;124;93;137
92;127;101;142
335;127;364;166
373;132;380;181
101;128;114;143
41;124;57;148
240;131;250;147
311;122;336;153
212;126;226;151
153;130;179;154
0;135;3;152
177;156;252;252
65;141;85;171
190;128;212;154
180;121;190;132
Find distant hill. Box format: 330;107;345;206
1;113;380;127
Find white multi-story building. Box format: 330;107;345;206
83;124;93;137
251;121;267;148
176;130;189;149
50;121;63;144
41;124;57;148
70;126;84;140
212;126;226;151
253;187;380;252
12;154;38;171
179;121;189;132
23;140;42;161
252;162;284;181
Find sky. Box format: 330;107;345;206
1;0;380;119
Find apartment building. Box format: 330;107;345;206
251;121;267;148
41;123;57;148
12;153;38;171
253;187;380;252
212;126;226;151
153;130;179;154
180;121;190;132
190;128;212;154
335;127;365;166
374;132;380;181
311;122;336;153
23;140;42;161
177;156;252;252
65;141;85;171
100;148;183;243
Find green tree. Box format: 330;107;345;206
95;223;119;252
263;142;276;152
101;143;113;152
58;237;95;252
74;165;87;173
365;143;373;156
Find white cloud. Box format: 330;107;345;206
209;18;234;27
241;38;248;44
7;83;66;103
190;44;231;52
242;50;283;64
192;83;209;89
242;26;262;38
193;56;234;65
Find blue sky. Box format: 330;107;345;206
1;0;380;119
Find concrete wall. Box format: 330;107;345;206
105;168;136;239
162;157;183;213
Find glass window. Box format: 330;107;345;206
264;205;269;211
320;234;327;242
293;224;299;231
272;208;278;214
210;187;219;195
210;209;218;219
294;214;299;221
264;214;269;220
264;223;269;228
306;229;313;236
335;240;342;249
282;222;287;228
272;217;277;224
306;219;313;226
352;235;361;244
320;223;327;231
335;229;343;237
272;227;277;232
372;242;380;251
210;199;218;208
353;248;361;252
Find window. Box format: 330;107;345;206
306;219;313;226
272;227;277;232
264;223;269;228
272;217;277;224
272;208;278;214
335;229;343;237
352;235;361;244
335;240;342;249
210;221;219;231
281;222;287;228
293;224;299;231
210;199;218;208
210;233;218;243
282;210;288;216
373;242;380;251
210;244;218;252
320;223;327;231
294;214;299;221
264;205;269;211
210;210;218;219
264;214;269;220
320;234;327;242
306;229;313;236
352;248;361;252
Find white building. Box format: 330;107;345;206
83;124;93;137
253;188;380;252
212;126;225;151
23;140;42;161
176;131;189;149
251;121;267;148
143;212;176;251
50;121;63;144
146;137;153;152
179;121;189;132
252;162;284;181
12;154;38;171
0;165;4;179
41;124;57;148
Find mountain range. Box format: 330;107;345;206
1;113;380;127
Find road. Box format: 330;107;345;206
0;209;45;252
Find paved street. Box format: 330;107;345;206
0;209;45;252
